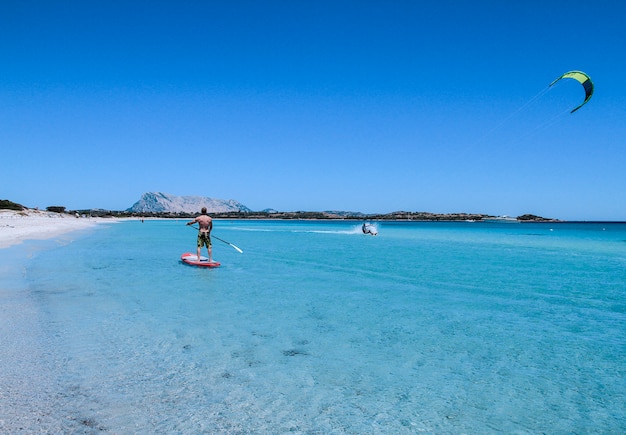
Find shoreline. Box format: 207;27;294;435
1;210;621;252
0;210;115;250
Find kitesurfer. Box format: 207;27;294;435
362;223;378;236
187;207;213;262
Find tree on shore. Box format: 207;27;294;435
46;206;67;213
0;199;24;211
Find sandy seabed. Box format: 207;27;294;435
0;209;116;432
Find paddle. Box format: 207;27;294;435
188;225;244;253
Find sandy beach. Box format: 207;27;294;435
0;209;116;432
0;209;112;249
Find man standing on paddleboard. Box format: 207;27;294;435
187;207;213;262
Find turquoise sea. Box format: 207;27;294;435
1;219;625;433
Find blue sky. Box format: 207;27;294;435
1;1;625;220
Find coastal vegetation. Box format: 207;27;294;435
0;199;24;211
1;198;558;222
69;209;558;222
46;206;67;213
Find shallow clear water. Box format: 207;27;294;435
1;220;625;433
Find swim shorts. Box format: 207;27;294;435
197;232;212;248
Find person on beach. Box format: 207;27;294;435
186;207;213;261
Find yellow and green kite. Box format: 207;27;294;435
549;71;594;113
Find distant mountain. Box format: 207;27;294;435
127;192;251;214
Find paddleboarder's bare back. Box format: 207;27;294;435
186;207;213;261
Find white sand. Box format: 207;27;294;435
0;210;118;432
0;209;113;249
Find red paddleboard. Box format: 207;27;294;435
181;252;221;268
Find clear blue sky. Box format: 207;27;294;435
2;1;625;220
